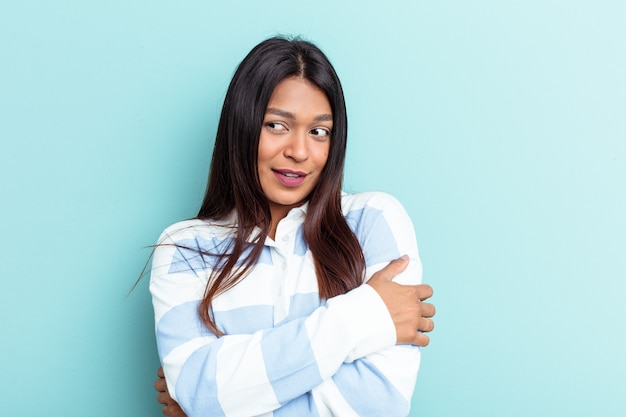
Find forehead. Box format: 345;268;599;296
267;77;332;115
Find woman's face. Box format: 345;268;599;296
258;76;332;222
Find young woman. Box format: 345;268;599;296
150;36;435;417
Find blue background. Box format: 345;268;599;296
1;1;624;416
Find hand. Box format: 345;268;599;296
367;256;436;346
155;367;187;417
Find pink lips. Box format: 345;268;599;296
272;169;307;187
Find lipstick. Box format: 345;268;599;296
272;169;307;187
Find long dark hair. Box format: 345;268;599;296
197;36;365;335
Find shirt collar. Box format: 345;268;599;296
218;202;309;243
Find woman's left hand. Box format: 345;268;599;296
155;367;187;417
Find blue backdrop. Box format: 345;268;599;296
1;1;624;416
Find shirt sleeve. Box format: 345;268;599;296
304;192;422;416
150;226;398;417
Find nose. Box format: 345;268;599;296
283;131;309;162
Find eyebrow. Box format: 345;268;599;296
266;107;332;122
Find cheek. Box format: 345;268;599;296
320;145;330;165
257;137;273;168
313;149;328;168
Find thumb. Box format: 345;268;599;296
369;255;410;283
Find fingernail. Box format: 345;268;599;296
399;255;409;261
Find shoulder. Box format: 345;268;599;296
341;191;407;216
156;218;235;246
340;191;415;239
341;191;419;270
151;218;236;277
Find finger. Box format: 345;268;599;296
163;403;186;417
157;391;171;405
157;366;165;378
413;332;430;347
155;377;167;392
371;256;410;282
416;284;433;301
162;405;175;417
419;302;436;318
418;317;435;333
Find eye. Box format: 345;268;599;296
310;127;331;138
265;122;288;132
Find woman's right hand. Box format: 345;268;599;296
366;256;436;346
155;367;187;417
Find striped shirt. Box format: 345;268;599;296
150;191;423;417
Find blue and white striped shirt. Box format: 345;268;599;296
150;191;422;417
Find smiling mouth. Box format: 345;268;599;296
272;169;307;187
273;169;306;177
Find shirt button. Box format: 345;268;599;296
282;235;289;242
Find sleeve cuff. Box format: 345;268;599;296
325;284;396;363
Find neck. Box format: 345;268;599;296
268;206;288;240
